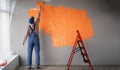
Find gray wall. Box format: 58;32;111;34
11;0;120;65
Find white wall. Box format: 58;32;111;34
11;0;120;65
0;0;11;59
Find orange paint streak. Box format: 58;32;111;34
28;2;94;47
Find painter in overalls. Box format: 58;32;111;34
23;9;41;69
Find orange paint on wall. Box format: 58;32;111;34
28;2;94;47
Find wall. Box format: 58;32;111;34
11;0;120;65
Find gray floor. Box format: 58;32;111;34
16;65;120;70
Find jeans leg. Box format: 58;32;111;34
27;42;34;66
34;42;40;66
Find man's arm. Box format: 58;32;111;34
23;26;30;45
35;9;41;26
36;2;44;25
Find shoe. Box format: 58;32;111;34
36;65;40;69
27;66;31;69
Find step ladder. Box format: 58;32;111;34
67;30;94;70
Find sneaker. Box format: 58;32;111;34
27;66;31;69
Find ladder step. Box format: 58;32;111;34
79;46;83;49
78;40;81;42
83;59;89;63
75;47;83;52
81;53;87;56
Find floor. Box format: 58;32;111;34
16;65;120;70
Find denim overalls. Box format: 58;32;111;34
28;25;40;66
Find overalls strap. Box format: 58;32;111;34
29;24;35;31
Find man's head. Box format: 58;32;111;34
29;16;34;24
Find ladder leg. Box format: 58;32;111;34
67;40;77;70
67;51;75;70
88;61;94;70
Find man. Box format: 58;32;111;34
23;8;41;69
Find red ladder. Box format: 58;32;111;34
67;30;94;70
